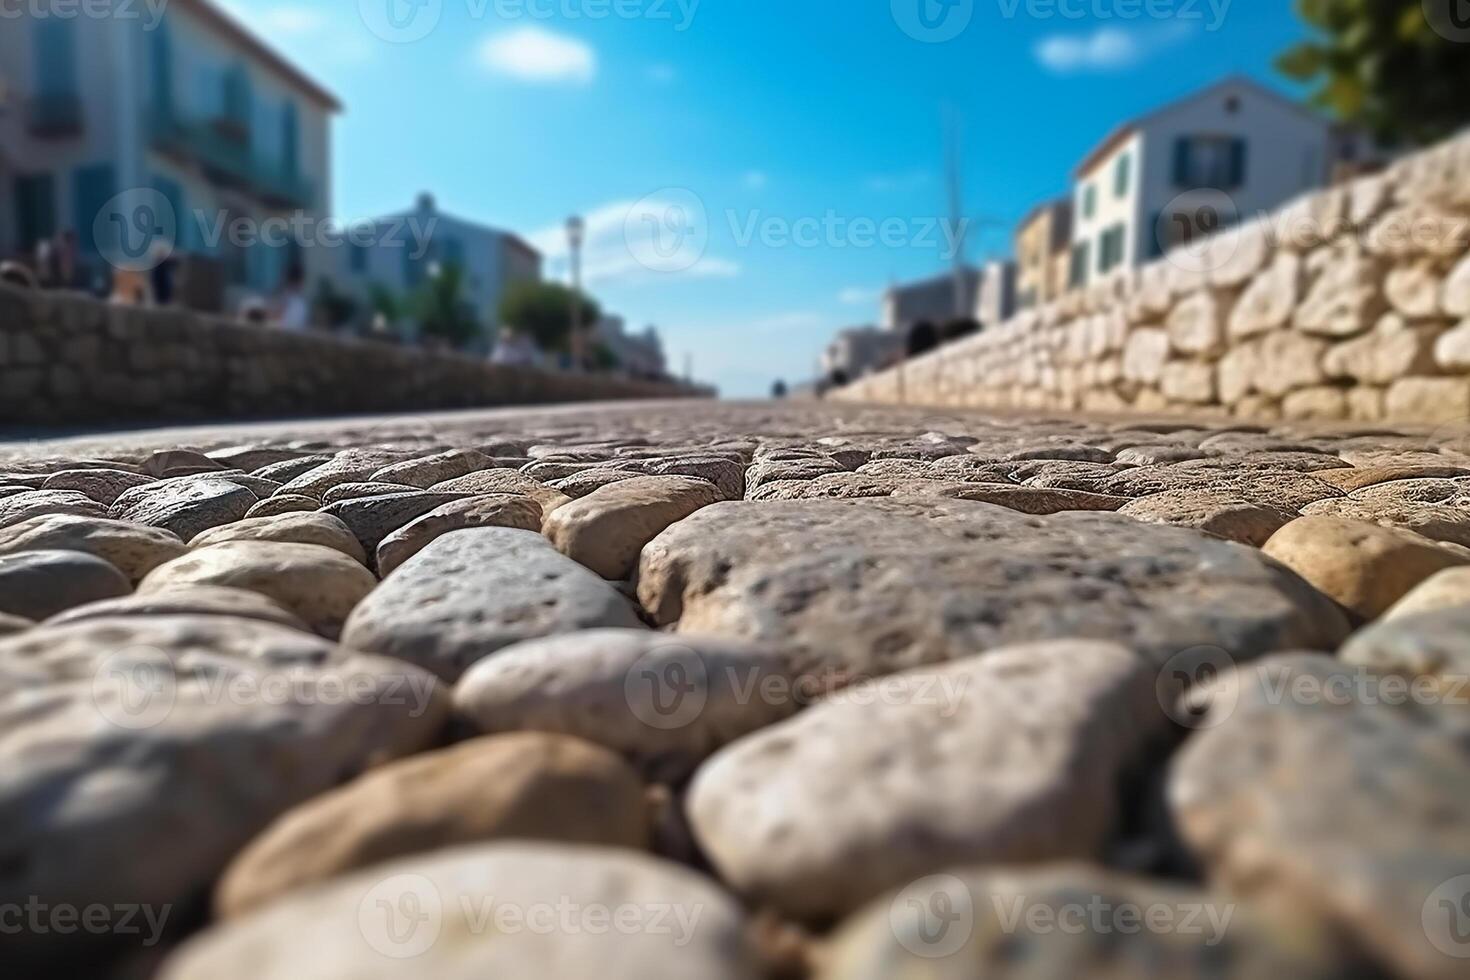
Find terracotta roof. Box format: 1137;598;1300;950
178;0;342;112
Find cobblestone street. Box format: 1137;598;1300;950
4;398;1470;979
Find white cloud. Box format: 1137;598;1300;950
646;64;677;84
1035;24;1190;74
742;171;769;191
478;27;596;85
838;287;879;305
528;198;740;288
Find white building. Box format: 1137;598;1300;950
821;325;901;384
1068;75;1358;289
0;0;338;308
975;259;1017;329
339;192;541;349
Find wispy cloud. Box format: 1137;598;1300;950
1035;24;1191;74
838;287;879;305
528;198;740;288
478;27;596;85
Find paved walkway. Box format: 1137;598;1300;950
3;399;1470;978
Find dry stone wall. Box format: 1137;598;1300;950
0;284;703;427
835;132;1470;425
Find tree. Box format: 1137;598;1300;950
414;263;482;349
497;280;602;354
1278;0;1470;146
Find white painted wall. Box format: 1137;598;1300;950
1072;131;1143;289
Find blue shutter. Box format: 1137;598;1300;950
282;103;300;177
150;23;173;115
1230;139;1248;188
35;21;77;96
152;176;187;251
14;175;58;251
73;165;117;256
1173;138;1191;188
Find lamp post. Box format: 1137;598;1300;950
566;215;585;371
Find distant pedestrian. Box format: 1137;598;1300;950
273;265;310;332
149;242;178;306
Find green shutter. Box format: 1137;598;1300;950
14;175;58;251
35;21;76;97
1173;138;1191;188
1230;139;1248;188
1114;154;1130;198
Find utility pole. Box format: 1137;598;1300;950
566;215;585;371
944;104;969;320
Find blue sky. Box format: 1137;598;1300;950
222;0;1311;395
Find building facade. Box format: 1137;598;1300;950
593;315;667;380
0;1;338;308
975;259;1017;329
821;325;902;384
338;193;542;349
1068;76;1347;290
1014;197;1072;310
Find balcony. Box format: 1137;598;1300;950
27;93;83;139
147;108;316;211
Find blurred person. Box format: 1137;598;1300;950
55;231;80;291
149;242;178;307
33;239;55;288
239;297;269;325
0;261;38;290
491;325;539;366
273;265;310;331
109;267;150;306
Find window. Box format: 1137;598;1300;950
1069;241;1091;289
13;175;57;252
442;236;465;272
1114;153;1131;199
1082;184;1096;220
222;65;253;138
349;242;368;275
1173;136;1247;190
1098;224;1126;274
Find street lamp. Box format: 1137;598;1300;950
566;215;585;370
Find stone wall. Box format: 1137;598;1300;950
834;132;1470;425
0;284;705;427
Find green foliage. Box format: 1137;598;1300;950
590;341;620;372
413;263;482;348
1278;0;1470;145
368;283;401;324
497;280;603;353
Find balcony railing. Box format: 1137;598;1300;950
27;93;83;138
147;108;316;211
